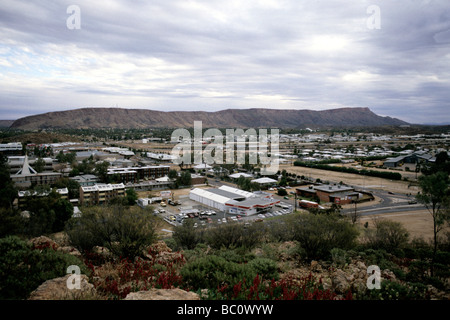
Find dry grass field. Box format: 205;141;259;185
279;164;419;194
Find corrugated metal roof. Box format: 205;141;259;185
218;185;254;198
190;188;230;204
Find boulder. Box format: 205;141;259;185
29;236;59;250
58;246;82;258
28;274;96;300
331;269;351;294
124;288;200;300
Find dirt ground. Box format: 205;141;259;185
357;210;440;242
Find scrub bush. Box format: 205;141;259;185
0;236;87;299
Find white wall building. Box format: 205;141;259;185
189;185;279;216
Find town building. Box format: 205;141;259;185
7;156;54;173
189;185;280;216
383;151;436;168
17;187;68;209
250;177;278;188
228;172;254;180
79;183;126;206
10;155;63;188
147;152;178;163
0;142;22;156
296;184;360;205
107;165;170;183
70;174;99;186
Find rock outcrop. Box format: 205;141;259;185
28;274;96;300
124;288;200;300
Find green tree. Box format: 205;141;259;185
173;218;203;250
416;171;450;276
95;161;109;183
22;187;74;236
290;213;359;260
279;170;288;186
0;236;87;300
125;188;138;206
34;157;46;173
168;169;178;180
0;208;25;237
0;155;17;209
65;205;158;259
178;170;192;186
52;177;80;199
421;151;450;176
364;219;410;252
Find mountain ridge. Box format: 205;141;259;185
9;107;408;130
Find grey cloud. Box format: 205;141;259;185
0;0;449;124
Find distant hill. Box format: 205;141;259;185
0;120;15;128
10;107;408;130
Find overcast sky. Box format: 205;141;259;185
1;0;449;124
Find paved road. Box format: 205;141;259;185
341;189;426;216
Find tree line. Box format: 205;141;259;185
294;160;403;180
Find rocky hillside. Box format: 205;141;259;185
10;107;408;130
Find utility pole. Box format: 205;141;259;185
294;192;297;212
352;199;358;224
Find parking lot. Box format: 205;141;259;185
156;195;294;228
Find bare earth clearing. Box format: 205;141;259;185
279;164;419;195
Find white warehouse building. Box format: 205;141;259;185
189;185;279;216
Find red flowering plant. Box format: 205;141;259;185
213;273;352;300
85;246;186;300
